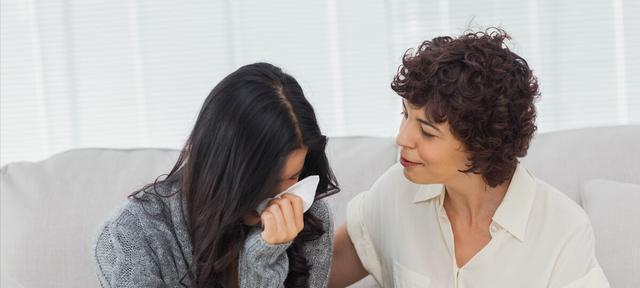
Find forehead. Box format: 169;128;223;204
403;100;429;115
403;100;436;121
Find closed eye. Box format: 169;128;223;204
289;170;302;180
421;130;435;138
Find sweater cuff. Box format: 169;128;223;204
242;227;292;265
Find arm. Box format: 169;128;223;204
299;199;344;288
331;189;386;287
548;220;610;288
239;228;292;288
328;222;369;288
239;194;304;288
240;199;337;288
93;210;167;288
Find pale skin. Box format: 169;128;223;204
328;101;511;287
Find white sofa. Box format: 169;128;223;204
2;126;639;288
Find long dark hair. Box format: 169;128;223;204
138;63;339;287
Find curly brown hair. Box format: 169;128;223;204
391;28;540;187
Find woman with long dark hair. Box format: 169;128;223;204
94;62;339;287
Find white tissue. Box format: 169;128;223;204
255;175;320;214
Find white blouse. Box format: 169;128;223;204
346;163;610;288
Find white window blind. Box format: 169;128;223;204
1;0;638;165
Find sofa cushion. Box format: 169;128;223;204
1;148;180;288
1;136;395;288
581;179;640;288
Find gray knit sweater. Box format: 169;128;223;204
93;180;334;287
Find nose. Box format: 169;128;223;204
395;118;415;150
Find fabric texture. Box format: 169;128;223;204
347;163;610;287
1;137;395;288
3;127;639;287
93;180;334;287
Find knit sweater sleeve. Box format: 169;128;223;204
93;209;167;288
238;199;334;288
302;199;334;288
238;226;292;288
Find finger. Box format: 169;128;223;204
260;211;276;243
275;197;298;238
282;194;304;232
267;203;286;240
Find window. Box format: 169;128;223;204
1;0;638;165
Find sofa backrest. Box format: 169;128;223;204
1;148;181;287
522;125;640;203
0;137;397;288
2;126;638;288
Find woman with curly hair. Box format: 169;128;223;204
329;29;609;287
94;62;339;287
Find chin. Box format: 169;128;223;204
402;167;436;184
402;168;423;183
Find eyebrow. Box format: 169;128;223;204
417;118;441;132
402;101;442;132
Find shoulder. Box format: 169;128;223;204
529;177;593;244
528;180;606;286
353;163;421;217
93;199;150;283
308;199;331;218
371;163;413;190
96;180;180;245
308;199;333;232
536;178;590;227
93;181;184;287
94;199;155;258
359;163;418;204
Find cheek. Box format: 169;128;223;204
415;140;439;164
415;140;465;176
276;179;296;194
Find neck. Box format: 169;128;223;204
443;173;510;225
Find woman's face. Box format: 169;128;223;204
396;101;470;185
243;147;308;225
275;147;309;193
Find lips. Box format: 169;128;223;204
400;156;422;168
